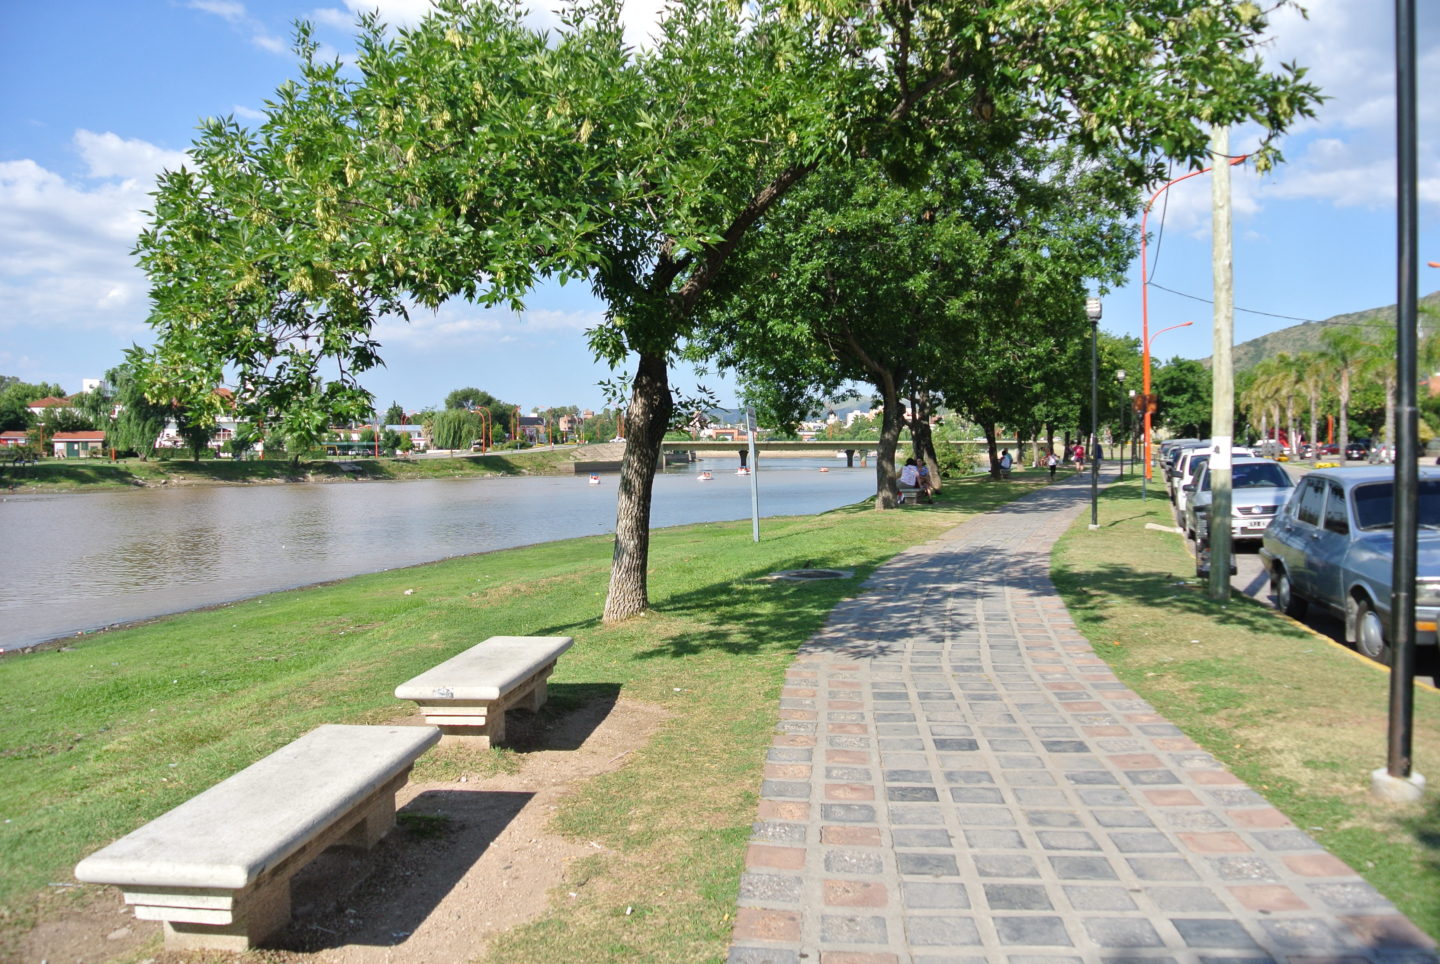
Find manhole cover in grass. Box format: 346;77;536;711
767;568;854;581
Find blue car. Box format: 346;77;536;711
1260;466;1440;663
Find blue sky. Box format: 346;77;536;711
2;1;1437;414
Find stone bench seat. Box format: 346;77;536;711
75;723;439;952
395;635;574;748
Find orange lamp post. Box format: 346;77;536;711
1140;155;1248;481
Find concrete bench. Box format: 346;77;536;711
74;723;439;952
395;635;574;748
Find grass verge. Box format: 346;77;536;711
0;473;1046;962
0;447;581;493
1052;477;1440;939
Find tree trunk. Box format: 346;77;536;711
603;351;673;622
1337;368;1350;461
1384;376;1396;454
874;374;904;509
909;390;941;494
1307;386;1319;460
983;423;1000;478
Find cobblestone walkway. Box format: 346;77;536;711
728;474;1437;963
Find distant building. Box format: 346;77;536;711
51;430;106;458
0;431;28;448
27;396;72;418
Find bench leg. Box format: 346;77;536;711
337;789;397;849
525;661;557;712
158;877;291;952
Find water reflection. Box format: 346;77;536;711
0;457;871;648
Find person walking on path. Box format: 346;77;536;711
728;470;1436;963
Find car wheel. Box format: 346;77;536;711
1354;597;1391;665
1274;568;1307;618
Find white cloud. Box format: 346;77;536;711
374;302;602;348
187;0;290;55
188;0;247;23
73;130;190;182
0;131;188;338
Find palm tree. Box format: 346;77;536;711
1293;350;1328;459
1321;327;1368;461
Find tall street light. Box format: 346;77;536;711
1140;320;1195;501
1087;297;1102;530
1140;157;1247;483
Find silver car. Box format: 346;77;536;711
1259;466;1440;663
1186;457;1295;546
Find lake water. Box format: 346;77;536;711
0;456;874;648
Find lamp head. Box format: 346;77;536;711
1085;298;1102;322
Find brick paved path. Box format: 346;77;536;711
728;474;1437;963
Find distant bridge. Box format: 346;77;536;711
660;438;1010;467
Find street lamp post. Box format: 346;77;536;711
1140;157;1247;485
1128;389;1138;476
1086;298;1102;530
1139;320;1195;501
1115;369;1127;480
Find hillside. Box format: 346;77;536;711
1207;289;1440;371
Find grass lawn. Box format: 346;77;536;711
1052;478;1440;940
0;472;1047;962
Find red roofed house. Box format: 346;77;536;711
0;431;28;448
51;431;107;459
27;396;73;418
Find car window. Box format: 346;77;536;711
1185;454;1210;481
1323;481;1349;534
1231;463;1293;489
1352;479;1440;530
1295;478;1325;526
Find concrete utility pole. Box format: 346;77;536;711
1208;126;1235;602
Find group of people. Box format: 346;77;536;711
896;440;1104;504
897;458;933;504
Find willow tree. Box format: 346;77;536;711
136;0;1318;621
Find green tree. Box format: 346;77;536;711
133;0;1319;621
174;411;217;462
383;401;406;426
0;380;65;432
432;408;482;450
1321;327;1369;461
1152;358;1212;439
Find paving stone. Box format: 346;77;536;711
975;854;1042;879
1171;918;1263;949
902;881;971;909
761;780;811;799
1091;809;1153;828
983;883;1055;910
1310;881;1391;910
824;849;885;875
819;914;889;944
728;946;800;964
1049;855;1120;880
1125;857;1200;881
1083;918;1163;948
826;767;873;782
1061;885;1138;911
882;769;933;783
767;747;813;763
1147;886;1228;913
897;852;960;876
891;828;952;848
934;738;981;751
994;916;1072;946
1036;830;1101;851
886;785;939;802
751;822;807;843
889;805;945;825
905;915;983;946
1108;831;1177;853
951;786;1006;804
821;804;876;823
738;873;803;903
1255;917;1351;950
1025;810;1084;828
955;805;1017;826
964;828;1026;849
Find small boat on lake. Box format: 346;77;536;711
698;471;714;482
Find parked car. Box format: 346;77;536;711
1173;445;1253;525
1259;466;1440;663
1345;437;1372;461
1184;457;1295;547
1164;441;1210;502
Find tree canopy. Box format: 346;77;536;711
134;0;1320;620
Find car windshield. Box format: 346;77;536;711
1199;462;1293;492
1352;479;1440;530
